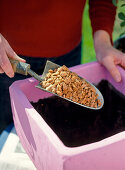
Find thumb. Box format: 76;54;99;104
102;57;121;82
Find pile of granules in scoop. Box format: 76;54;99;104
40;65;101;108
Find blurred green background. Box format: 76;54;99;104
81;0;124;64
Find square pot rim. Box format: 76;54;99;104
9;61;125;157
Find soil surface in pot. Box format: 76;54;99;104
31;80;125;147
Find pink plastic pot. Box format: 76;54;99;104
9;62;125;170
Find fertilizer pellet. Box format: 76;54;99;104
40;65;101;108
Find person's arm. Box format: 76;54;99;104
94;30;125;82
0;34;25;78
89;0;125;82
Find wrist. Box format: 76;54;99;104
94;30;112;51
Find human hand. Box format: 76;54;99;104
94;30;125;82
0;33;25;78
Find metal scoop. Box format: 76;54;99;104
10;59;104;110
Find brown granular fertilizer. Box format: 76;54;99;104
40;65;101;108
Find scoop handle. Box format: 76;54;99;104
9;58;30;75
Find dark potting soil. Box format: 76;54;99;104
31;80;125;147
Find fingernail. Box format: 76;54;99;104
20;58;26;62
9;72;14;78
115;75;121;82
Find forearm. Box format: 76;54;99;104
94;30;111;47
88;1;125;83
94;30;112;62
93;30;125;83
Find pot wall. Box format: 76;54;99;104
9;61;125;170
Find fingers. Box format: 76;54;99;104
0;34;26;78
102;57;121;82
0;47;14;78
0;68;4;73
116;50;125;68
